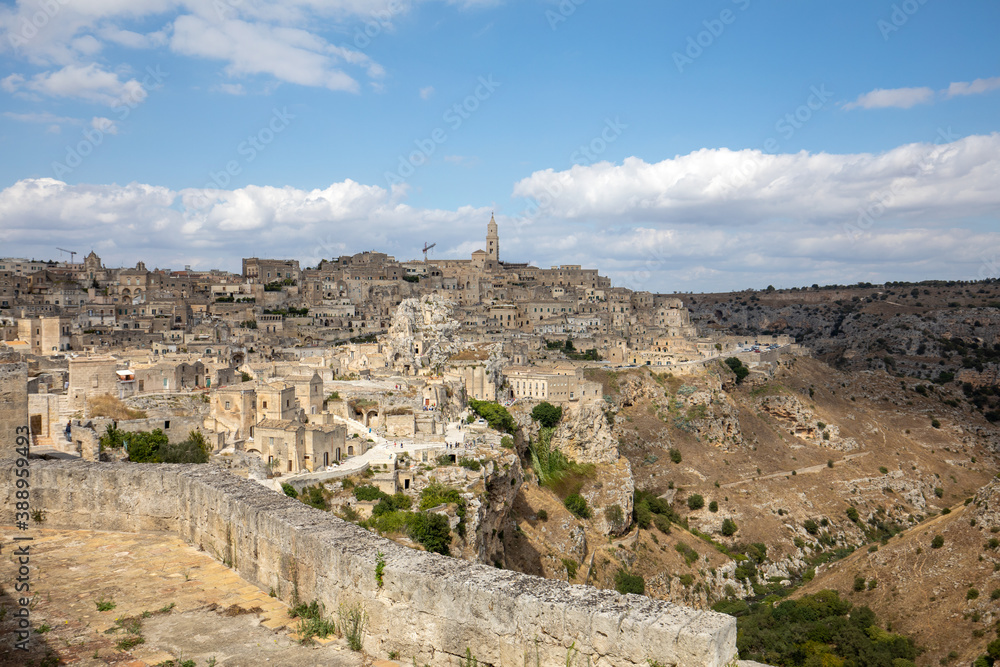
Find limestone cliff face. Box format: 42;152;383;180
552;402;619;464
386;295;459;372
969;476;1000;527
465;450;523;566
582;456;635;537
513;403;634;537
613;374;666;409
758;394;858;451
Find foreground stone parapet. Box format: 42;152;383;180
1;461;738;666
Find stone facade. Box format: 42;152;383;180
67;356;120;412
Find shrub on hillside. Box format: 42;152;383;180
724;357;750;383
530;402;563;428
564;493;590;519
158;431;211;463
614;569;645;595
468;399;516;433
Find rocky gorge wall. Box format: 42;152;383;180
1;460;738;666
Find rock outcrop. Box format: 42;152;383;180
758;394;858;451
552;402;619;464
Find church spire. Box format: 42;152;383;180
486;212;499;261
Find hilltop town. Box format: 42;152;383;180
3;217;1000;667
2;216;792;463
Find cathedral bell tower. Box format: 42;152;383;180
486;213;499;262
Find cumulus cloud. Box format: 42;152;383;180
946;76;1000;98
170;15;380;92
3;63;146;105
0;0;396;100
843;86;934;110
0;177;488;271
511;134;1000;226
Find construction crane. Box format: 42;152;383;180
422;242;436;262
56;247;77;263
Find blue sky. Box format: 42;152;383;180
1;0;998;292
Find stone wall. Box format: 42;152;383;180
0;461;738;667
0;350;27;459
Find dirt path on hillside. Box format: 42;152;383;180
720;451;871;488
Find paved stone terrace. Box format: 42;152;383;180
0;528;368;667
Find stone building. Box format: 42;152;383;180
17;315;72;354
285;372;324;415
252;419;346;473
210;381;257;442
242;258;301;285
257;380;299;421
67;356;120;412
505;364;603;404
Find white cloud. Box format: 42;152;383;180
91;116;118;134
1;74;25;93
170;15;365;92
946;76;1000;98
419;85;434;100
843;86;934;110
0;0;399;98
845;76;1000;110
97;26;169;49
511;134;1000;225
0;177;486;271
3;63;146;106
214;82;247;95
3;110;79;125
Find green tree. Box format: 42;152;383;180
721;518;738;536
724;357;750;383
353;484;387;502
530;402;563;428
687;494;705;510
158;430;210;463
99;423;125;450
408;512;451;555
125;429;169;463
468;399;517;434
